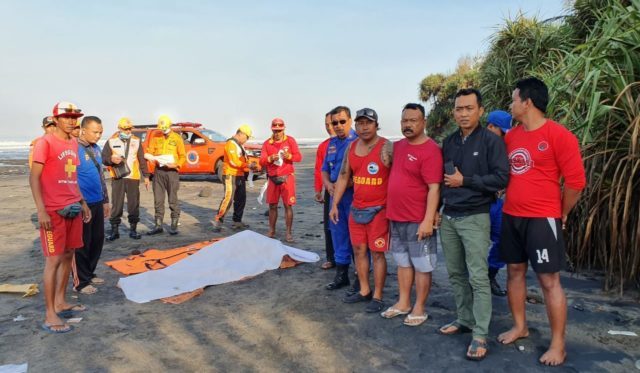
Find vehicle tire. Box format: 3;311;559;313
215;159;224;182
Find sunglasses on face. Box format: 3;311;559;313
331;119;347;126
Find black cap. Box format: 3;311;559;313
354;108;378;122
42;116;54;127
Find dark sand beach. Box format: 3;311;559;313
0;148;638;372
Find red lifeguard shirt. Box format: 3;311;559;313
503;119;586;218
386;138;443;223
259;134;302;177
31;133;82;210
314;138;331;193
348;137;390;209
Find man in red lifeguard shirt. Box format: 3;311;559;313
497;78;586;367
314;112;336;269
260;118;302;242
329;108;392;313
30;102;91;333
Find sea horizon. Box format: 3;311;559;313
0;134;406;160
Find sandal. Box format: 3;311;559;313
57;303;87;318
41;323;73;334
74;285;98;295
365;298;385;313
437;321;472;335
403;313;428;327
466;338;488;361
90;277;105;285
380;306;411;319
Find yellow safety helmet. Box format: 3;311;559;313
118;117;133;129
238;124;253;138
157;115;172;132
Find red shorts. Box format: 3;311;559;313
348;207;389;252
39;210;83;257
266;174;297;206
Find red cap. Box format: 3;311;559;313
271;117;285;130
52;102;83;118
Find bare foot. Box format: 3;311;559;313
320;261;335;270
267;231;276;238
497;326;529;344
44;314;66;329
390;302;412;314
285;233;294;243
539;346;566;366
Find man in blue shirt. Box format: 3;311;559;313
71;116;110;295
322;106;358;290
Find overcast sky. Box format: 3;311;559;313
0;0;566;141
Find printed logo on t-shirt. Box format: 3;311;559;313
407;153;417;162
328;145;337;154
367;162;379;175
509;148;534;175
537;141;549;152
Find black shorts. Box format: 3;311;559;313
499;213;565;273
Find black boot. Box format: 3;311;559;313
326;264;350;290
169;218;179;235
489;267;507;296
147;218;163;235
106;224;119;241
346;275;361;296
129;223;142;239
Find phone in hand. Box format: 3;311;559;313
444;161;455;175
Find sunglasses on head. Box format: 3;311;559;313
356;108;375;118
331;119;347;126
60;107;82;114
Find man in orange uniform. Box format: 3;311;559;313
259;118;302;242
102;117;150;240
146;115;186;235
30;101;91;333
329;108;392;313
213;124;256;232
315;112;336;269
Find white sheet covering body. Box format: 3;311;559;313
117;230;319;303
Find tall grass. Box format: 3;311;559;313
544;0;640;292
478;0;640;292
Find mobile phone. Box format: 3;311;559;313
444;161;455;175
